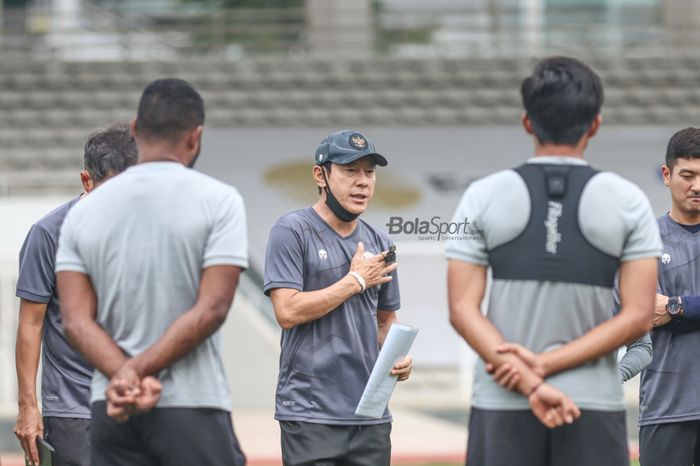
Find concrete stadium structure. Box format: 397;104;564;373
2;55;700;194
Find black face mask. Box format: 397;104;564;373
321;166;359;223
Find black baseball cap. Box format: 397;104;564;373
314;130;388;167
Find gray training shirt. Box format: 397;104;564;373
56;162;248;411
264;207;400;425
446;156;662;411
639;214;700;425
16;197;93;418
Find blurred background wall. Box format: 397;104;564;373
0;0;697;459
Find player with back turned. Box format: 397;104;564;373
446;57;662;466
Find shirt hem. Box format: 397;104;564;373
42;411;91;419
471;398;625;412
275;414;393;425
91;397;231;412
639;413;700;426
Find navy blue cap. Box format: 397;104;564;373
314;130;388;167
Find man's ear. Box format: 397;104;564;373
187;126;203;153
80;170;94;193
661;164;672;187
587;114;602;139
313;165;326;189
130;117;138;137
521;112;535;135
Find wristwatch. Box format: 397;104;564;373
666;296;684;319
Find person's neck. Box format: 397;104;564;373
669;207;700;226
137;143;187;165
312;199;357;236
533;140;587;159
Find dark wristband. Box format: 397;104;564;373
527;381;543;398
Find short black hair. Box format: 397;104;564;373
521;56;604;146
135;78;205;142
666;127;700;169
84;122;138;183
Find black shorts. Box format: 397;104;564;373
639;421;700;466
280;420;391;466
466;407;628;466
44;416;90;466
90;401;246;466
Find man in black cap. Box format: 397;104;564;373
264;129;412;465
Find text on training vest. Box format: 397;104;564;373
544;201;563;254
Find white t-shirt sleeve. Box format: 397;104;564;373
203;190;249;269
55;209;88;274
445;186;489;266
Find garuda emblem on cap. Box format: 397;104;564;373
349;133;367;150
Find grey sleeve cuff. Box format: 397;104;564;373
55;263;88;274
445;250;489;266
619;333;653;382
203;255;249;270
620;250;663;262
263;281;303;296
16;289;51;304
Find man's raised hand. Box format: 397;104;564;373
349;242;397;290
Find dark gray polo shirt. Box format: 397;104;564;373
639;214;700;425
264;207;400;425
16;196;92;418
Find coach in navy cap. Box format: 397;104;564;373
264;129;411;466
314;130;388;222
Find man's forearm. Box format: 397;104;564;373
377;311;397;348
15;323;42;408
128;303;226;377
619;333;652;382
538;257;656;377
58;271;127;378
272;275;360;329
447;260;542;394
539;310;651;377
64;319;127;378
451;307;542;394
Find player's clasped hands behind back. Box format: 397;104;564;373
105;363;162;422
486;343;581;429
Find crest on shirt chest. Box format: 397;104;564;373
661;253;671;265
